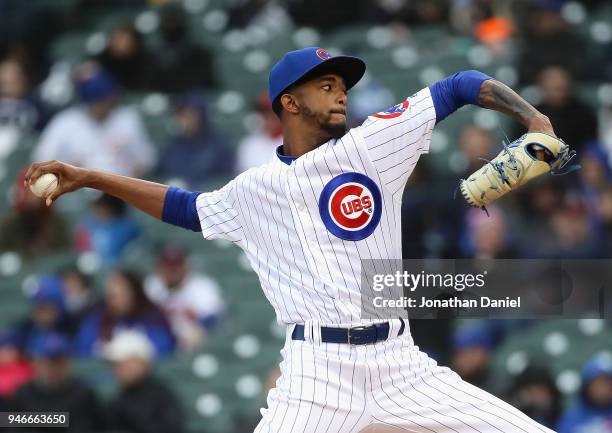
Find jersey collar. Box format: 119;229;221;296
276;145;296;165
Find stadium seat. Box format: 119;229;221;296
492;319;612;397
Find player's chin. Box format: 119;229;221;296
322;119;347;139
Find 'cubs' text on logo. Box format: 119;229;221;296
319;173;382;241
316;48;332;60
372;99;409;119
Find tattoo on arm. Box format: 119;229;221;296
478;79;540;128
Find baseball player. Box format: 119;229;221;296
26;47;573;432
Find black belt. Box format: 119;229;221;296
291;319;405;345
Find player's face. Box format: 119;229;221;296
296;73;348;138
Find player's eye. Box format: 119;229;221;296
322;84;332;91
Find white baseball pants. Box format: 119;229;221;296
254;321;555;433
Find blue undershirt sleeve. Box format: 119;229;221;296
428;70;492;124
162;187;202;232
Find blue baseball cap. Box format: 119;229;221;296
28;332;71;359
30;275;65;311
76;68;120;104
582;355;612;383
268;47;366;105
0;329;21;348
452;325;493;350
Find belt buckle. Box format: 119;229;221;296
347;325;372;345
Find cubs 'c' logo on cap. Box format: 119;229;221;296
319;172;382;241
372;99;409;119
316;48;332;60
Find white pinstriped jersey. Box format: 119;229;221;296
196;87;436;325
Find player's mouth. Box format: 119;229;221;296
330;110;346;119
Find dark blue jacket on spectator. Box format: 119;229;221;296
0;95;50;132
16;276;74;354
557;356;612;433
76;215;141;267
558;397;612;433
75;194;142;268
155;94;234;189
74;307;175;358
156;132;234;189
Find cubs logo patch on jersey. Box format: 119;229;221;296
372;99;409;119
319;172;382;241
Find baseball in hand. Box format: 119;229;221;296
30;173;59;198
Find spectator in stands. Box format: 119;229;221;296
105;330;185;433
0;59;48;133
450;323;497;394
368;0;449;27
401;160;464;260
598;186;612;243
401;161;458;364
9;332;104;433
518;66;598;155
577;146;612;238
473;13;513;55
96;24;154;91
236;91;283;172
401;126;507;262
288;0;369;30
507;365;562;430
0;170;69;261
32;63;156;177
519;66;598;154
145;244;225;351
558;355;612;433
513;181;570;259
60;267;97;334
155;94;233;188
15;276;73;354
153;7;215;93
579;146;611;195
518;1;587;83
461;206;517;259
548;199;605;258
227;0;292;36
448;0;514;60
458;125;496;175
74;193;141;268
0;329;32;399
76;270;175;358
403;126;495;261
0;1;56;85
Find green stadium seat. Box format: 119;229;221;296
492;320;612;397
50;34;90;63
72;358;117;399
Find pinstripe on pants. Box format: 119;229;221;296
255;327;556;433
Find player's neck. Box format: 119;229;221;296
282;124;331;158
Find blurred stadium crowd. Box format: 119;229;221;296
0;0;611;432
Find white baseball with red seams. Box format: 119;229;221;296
195;88;555;433
29;173;58;198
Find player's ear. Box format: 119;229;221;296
280;93;300;116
